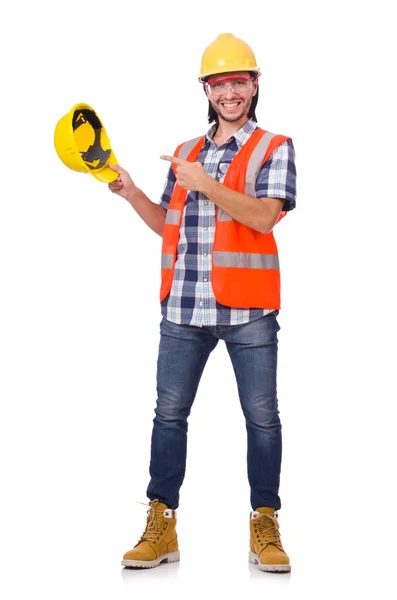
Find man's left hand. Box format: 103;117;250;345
161;155;208;192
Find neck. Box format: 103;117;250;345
214;115;249;140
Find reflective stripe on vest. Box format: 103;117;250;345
245;131;276;196
165;208;181;224
160;136;205;283
218;131;276;221
213;251;279;270
161;141;202;264
162;254;174;269
177;136;203;160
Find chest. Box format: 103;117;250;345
197;143;237;185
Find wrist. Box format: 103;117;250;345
198;174;215;195
126;185;140;205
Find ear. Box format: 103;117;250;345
252;78;259;97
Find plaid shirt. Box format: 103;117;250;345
159;118;296;327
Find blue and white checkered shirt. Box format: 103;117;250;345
159;118;296;327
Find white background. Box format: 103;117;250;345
1;0;396;598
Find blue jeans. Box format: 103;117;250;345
146;313;282;511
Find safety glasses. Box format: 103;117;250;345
204;76;254;96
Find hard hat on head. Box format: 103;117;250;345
198;33;261;82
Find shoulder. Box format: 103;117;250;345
255;126;293;145
252;128;294;167
270;137;294;154
176;135;207;158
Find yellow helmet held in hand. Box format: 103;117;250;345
198;33;261;82
54;103;118;183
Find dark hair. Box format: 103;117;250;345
205;72;259;125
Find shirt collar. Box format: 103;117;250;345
205;118;257;149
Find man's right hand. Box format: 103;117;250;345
108;164;136;201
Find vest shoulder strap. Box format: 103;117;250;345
260;133;291;166
245;131;290;196
175;136;205;160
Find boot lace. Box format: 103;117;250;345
254;512;283;550
135;499;167;545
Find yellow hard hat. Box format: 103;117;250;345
198;33;261;82
54;103;118;183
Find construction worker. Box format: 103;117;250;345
108;33;296;573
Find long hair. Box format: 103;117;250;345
205;72;259;125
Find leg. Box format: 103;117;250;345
222;313;282;510
146;317;218;509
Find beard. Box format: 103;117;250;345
210;96;252;122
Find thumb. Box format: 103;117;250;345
108;163;125;174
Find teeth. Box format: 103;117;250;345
222;102;239;108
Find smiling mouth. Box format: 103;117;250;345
220;101;241;109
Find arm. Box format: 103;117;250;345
126;187;166;237
255;139;297;216
204;139;297;233
160;139;296;234
108;164;166;237
198;178;283;234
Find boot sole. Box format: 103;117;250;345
121;550;180;569
249;551;291;573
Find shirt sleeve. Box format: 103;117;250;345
158;165;176;210
255;138;297;211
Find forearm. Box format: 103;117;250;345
199;176;282;234
127;188;166;237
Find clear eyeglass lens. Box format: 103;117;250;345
208;80;251;95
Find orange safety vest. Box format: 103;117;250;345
160;128;291;309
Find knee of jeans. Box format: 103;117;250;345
154;389;191;423
244;395;280;429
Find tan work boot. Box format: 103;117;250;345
122;499;180;568
249;506;291;572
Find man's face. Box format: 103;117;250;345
205;71;258;123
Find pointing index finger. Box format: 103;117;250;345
160;155;184;165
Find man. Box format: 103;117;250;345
109;33;296;573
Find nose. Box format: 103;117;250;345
224;84;235;99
